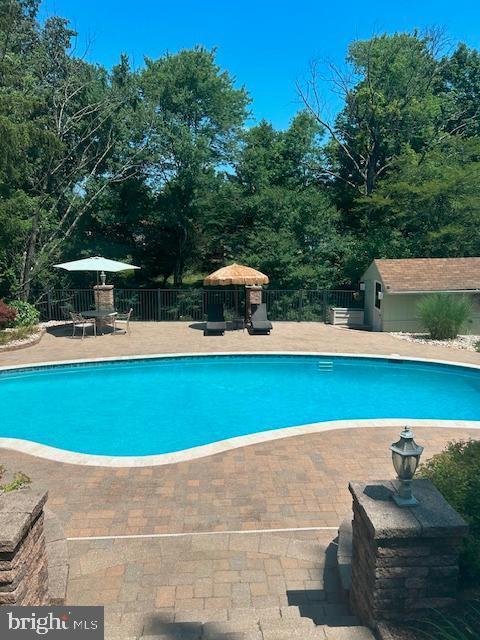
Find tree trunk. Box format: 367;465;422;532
365;139;380;195
19;209;40;301
173;225;188;287
173;256;184;286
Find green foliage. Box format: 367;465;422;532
418;440;480;585
0;299;17;328
0;465;31;493
208;115;351;289
354;138;480;263
8;300;40;326
324;31;444;199
406;601;480;639
417;293;471;339
1;472;31;493
137;47;250;285
442;44;480;138
0;0;146;299
1;4;480;296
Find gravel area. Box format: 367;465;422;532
0;327;44;352
40;320;69;328
390;332;480;352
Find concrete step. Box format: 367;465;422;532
323;626;375;640
203;620;260;636
337;517;353;599
260;620;325;640
132;603;376;640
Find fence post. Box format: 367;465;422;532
322;290;328;323
157;289;162;321
298;290;304;322
47;291;53;321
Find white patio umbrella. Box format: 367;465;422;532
54;256;140;284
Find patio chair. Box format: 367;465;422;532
204;303;226;336
60;302;75;323
113;308;133;335
248;303;273;335
70;312;96;339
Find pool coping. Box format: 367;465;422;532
1;351;480;467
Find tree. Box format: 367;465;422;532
441;43;480;137
298;31;445;199
212;114;350;288
0;1;146;300
139;47;249;285
354;137;480;265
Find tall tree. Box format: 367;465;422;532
441;43;480;137
354;137;480;265
211;114;350;288
140;47;249;285
0;1;145;300
299;31;445;199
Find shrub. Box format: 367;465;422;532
418;439;480;586
8;300;40;327
407;600;480;639
0;299;17;328
417;293;471;339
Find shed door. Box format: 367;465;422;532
372;281;383;331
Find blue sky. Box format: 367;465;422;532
40;0;480;130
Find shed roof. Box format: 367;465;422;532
372;258;480;293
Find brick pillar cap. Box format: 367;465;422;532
349;479;468;541
0;490;48;552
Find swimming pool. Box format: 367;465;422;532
0;354;479;458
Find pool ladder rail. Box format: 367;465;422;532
317;360;334;372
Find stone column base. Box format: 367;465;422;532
0;491;49;605
349;479;467;627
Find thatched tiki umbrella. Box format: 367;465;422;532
203;263;269;320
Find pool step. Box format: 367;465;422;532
317;360;333;372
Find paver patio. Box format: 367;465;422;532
1;426;476;538
1;322;478;638
2;320;480;367
67;530;343;633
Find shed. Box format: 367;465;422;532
361;258;480;332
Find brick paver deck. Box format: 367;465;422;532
67;530;349;637
0;427;477;538
1;322;478;638
2;321;480;367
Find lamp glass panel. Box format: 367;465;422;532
392;452;418;479
404;455;419;477
392;451;403;476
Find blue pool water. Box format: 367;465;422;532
0;355;479;456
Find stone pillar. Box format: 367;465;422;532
245;285;263;321
0;491;49;605
93;284;114;311
349;479;468;628
93;284;114;329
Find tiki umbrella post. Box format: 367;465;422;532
203;263;269;326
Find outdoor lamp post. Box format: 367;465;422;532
390;427;424;507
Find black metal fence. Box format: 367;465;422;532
36;288;362;323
